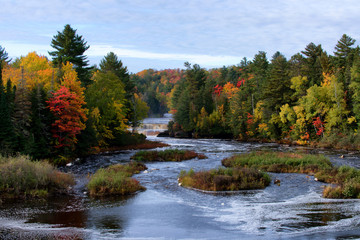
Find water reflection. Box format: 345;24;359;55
26;210;88;228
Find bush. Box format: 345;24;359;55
131;149;207;162
87;162;147;197
0;155;74;199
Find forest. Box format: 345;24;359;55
134;34;360;150
0;24;149;164
2;25;360;165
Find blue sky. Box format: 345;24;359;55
1;0;360;73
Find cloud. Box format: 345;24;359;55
2;0;360;72
88;44;241;66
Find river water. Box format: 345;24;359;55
1;116;360;239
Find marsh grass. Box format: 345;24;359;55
222;151;360;199
131;149;207;162
0;155;74;199
179;167;271;191
87;161;147;197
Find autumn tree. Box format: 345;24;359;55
49;24;92;87
47;86;87;154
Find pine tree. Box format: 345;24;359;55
99;52;137;127
0;62;16;154
334;34;356;88
49;24;91;87
0;45;11;64
263;52;292;112
301;42;323;86
28;84;52;159
12;68;31;152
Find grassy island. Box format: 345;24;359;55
178;167;271;191
87;161;147;197
222;151;333;174
222;151;360;199
0;155;74;199
131;149;207;162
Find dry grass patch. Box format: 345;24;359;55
0;155;74;199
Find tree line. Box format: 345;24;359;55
0;24;148;164
134;34;360;148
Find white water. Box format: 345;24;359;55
1;116;360;239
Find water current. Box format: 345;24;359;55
1;116;360;239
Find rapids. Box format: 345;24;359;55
1;116;360;239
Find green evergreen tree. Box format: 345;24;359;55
0;62;16;154
301;42;323;86
0;45;11;64
99;52;134;93
49;24;92;87
28;84;52;159
333;34;356;87
99;52;138;126
263;52;292;112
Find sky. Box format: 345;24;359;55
1;0;360;73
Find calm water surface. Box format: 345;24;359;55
1;117;360;239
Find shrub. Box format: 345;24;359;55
87;162;147;197
0;155;74;199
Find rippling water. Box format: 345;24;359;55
1;117;360;239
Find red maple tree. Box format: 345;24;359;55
47;86;87;149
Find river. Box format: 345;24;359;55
1;116;360;239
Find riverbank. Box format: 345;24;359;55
159;130;360;153
1;135;360;239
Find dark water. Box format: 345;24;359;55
1;117;360;239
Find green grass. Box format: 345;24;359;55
87;161;147;197
222;151;333;174
222;151;360;199
178;167;271;191
0;155;74;199
131;149;207;162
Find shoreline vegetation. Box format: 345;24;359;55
0;155;74;200
0;138;168;200
131;149;207;162
178;167;271;191
222;151;360;199
87;161;147;197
